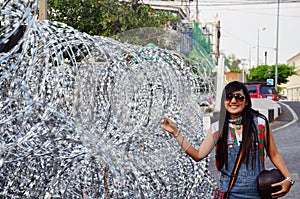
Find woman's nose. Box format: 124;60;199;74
230;97;237;102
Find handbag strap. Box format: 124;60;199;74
226;145;243;194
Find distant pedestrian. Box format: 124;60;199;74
160;81;294;198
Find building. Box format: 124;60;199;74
121;0;220;62
225;72;247;83
125;0;192;20
284;53;300;101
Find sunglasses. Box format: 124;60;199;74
226;93;245;103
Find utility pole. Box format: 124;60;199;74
39;0;47;20
239;58;247;83
216;20;221;65
275;0;280;91
249;47;252;69
257;29;260;66
215;54;225;112
196;0;199;22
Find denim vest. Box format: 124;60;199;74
219;144;262;198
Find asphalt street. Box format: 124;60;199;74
209;101;300;198
268;101;300;198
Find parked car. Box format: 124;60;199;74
245;83;279;101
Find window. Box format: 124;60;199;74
261;86;275;94
247;85;257;93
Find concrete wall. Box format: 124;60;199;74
205;98;281;127
251;98;281;122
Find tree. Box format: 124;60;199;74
47;0;180;37
225;54;242;73
248;64;296;85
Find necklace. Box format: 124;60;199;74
229;116;242;130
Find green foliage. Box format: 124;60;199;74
277;85;283;95
47;0;180;37
225;54;242;73
248;64;296;84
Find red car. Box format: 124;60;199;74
245;83;279;101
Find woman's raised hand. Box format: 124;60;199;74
160;116;179;136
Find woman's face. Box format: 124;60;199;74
224;89;247;118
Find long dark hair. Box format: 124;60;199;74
216;81;270;171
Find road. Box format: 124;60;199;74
268;101;300;198
208;101;300;198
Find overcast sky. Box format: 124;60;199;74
190;1;300;67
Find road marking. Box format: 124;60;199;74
273;102;298;132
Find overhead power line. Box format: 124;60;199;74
191;0;300;7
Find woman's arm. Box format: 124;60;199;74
160;116;215;162
267;127;293;198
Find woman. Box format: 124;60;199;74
160;81;294;198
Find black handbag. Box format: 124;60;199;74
257;169;284;199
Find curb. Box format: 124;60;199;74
272;101;299;132
251;98;281;122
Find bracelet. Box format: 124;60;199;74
284;177;295;185
174;131;180;138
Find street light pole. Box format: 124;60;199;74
249;46;255;69
257;27;265;67
275;0;280;91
